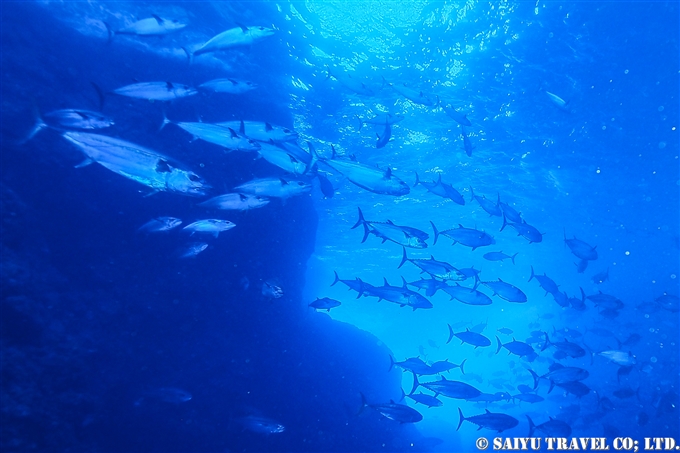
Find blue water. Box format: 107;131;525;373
1;1;678;452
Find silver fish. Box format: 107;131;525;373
183;219;235;238
327;67;375;96
255;141;308;175
169;121;260;152
191;25;275;58
216;121;298;143
106;15;186;39
138;217;182;232
237;415;285;434
234;177;311;199
180;242;209;258
198;78;257;94
24;109;114;142
199;193;270;211
62;132;209;196
113;82;197;101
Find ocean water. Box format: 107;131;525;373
1;1;678;452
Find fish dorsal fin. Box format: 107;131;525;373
151;14;164;24
390;399;395;404
239;120;245;135
228;78;237;85
239;193;247;201
437;173;442;184
265;122;273;132
383;277;389;286
485;409;491;414
384;167;392;179
288;155;299;163
549;416;553;420
166;81;174;90
331;145;337;159
279;178;289;185
227;128;239;139
76;111;89;119
458;224;464;228
430;255;435;260
498;278;503;282
350;154;357;162
386;219;394;225
156;159;171;173
237;23;248;33
466;328;470;331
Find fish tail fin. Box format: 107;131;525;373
355;115;363;131
400;388;406;401
446;324;454;344
456;408;465;431
103;22;114;44
181;46;193;64
526;415;536;437
528;265;535;282
541;332;550;352
90;81;106;111
500;213;508;232
356;392;368;416
511;252;518;265
615;337;622;350
388;355;395;372
547;380;555;394
471;277;480;291
495;336;502;355
330;271;340;287
469;185;475;202
351;207;365;230
398;246;408;269
21;103;46;144
159;108;171;131
459;358;466;375
430;221;439;245
414;172;420;186
410;372;420;395
528;369;539;390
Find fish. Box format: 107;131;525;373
112;81;197;101
24;108;114;142
312;145;409;196
529;365;589;392
500;215;543;243
198;78;257;94
352;208;428;249
447;325;491;348
384;78;438;107
461;127;475;157
403;391;443;408
199;193;270;211
412;374;481;400
458;267;482;283
361;278;433;311
483;251;517;264
591;268;609;284
179;242;209;258
330;271;365;297
619;333;641;348
469;187;501;216
106;15;186;39
497;328;513;335
499;200;522;223
528;266;560;295
481;279;527;303
217;121;298;143
398;247;465;281
442;284;493;305
414;173;465;205
575;258;589;273
440;103;472;126
545;90;570;111
429;359;466;375
255;141;308;175
512;393;544;404
62;132;209;196
587;291;624;310
552;291;570;308
430;222;496;250
656;293;679;312
237;415;285;434
469;392;510;403
407;278;450;297
359;393;423;423
375;120;392;148
564;230;598;261
357;113;404;130
183;219;235;238
568;288;587;310
457;408;518;432
496;337;535;358
308;297;341;312
527;416;571;437
168;120;261;152
541;333;586;358
327;67;375;96
389;357;435;375
598;350;636;366
138;217;182;233
190;25;275;58
262;279;283;299
234;178;311;199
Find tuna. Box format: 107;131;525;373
430;222;495;250
352;208;428;249
414;173;465;205
457;408;518;432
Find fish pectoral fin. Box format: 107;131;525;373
151;14;164;24
143;190;160;198
74;158;95;168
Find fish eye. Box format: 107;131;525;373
189;174;200;182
